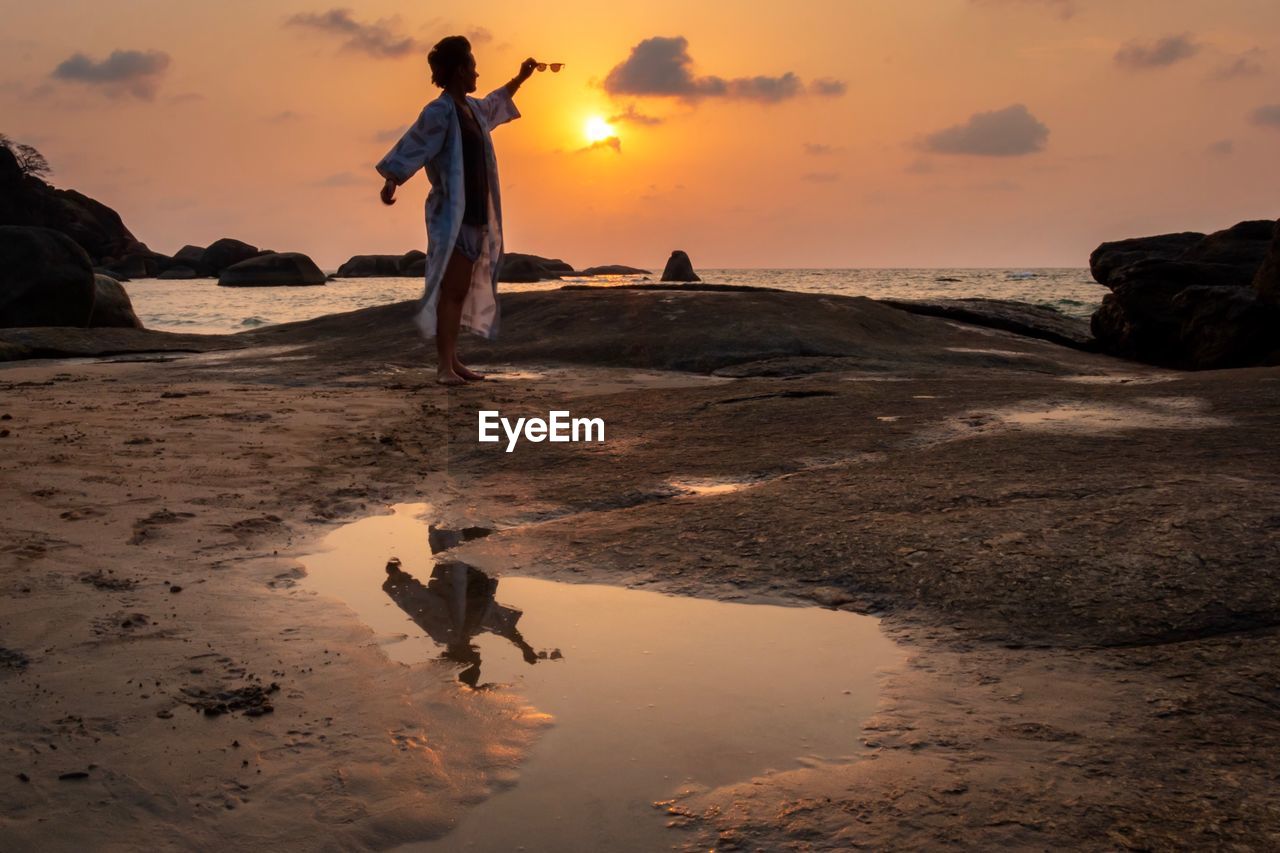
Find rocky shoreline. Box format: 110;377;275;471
2;285;1278;849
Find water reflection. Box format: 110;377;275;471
383;558;548;689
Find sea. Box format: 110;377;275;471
123;268;1101;335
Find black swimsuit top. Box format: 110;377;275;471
457;102;490;226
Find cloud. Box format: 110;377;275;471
1113;34;1200;71
801;172;839;183
804;143;838;156
922;104;1049;156
807;77;847;96
1210;49;1265;81
904;158;936;175
286;9;419;58
577;137;621;154
603;36;843;104
168;92;204;105
50;49;172;99
464;26;493;45
1251;104;1280;128
607;104;663;126
969;0;1078;20
268;110;304;123
1206;139;1233;156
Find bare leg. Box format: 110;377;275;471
435;248;474;386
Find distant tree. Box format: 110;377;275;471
0;133;53;178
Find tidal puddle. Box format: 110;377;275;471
667;478;755;496
301;504;900;853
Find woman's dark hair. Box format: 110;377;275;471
429;36;472;88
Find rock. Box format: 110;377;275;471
0;148;143;264
157;266;197;280
1089;232;1204;285
89;275;143;328
879;298;1095;351
0;226;96;327
1253;220;1280;304
218;252;325;287
578;264;651;276
336;254;402;277
1089;219;1280;369
201;238;262;276
660;250;701;282
93;265;129;282
498;253;571;283
172;244;206;270
399;250;425;275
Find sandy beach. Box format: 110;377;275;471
3;286;1278;850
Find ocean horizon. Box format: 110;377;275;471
124;267;1100;335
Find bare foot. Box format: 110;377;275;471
436;369;467;387
454;360;486;381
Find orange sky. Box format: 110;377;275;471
4;0;1279;269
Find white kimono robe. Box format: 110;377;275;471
376;86;521;340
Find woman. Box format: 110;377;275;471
377;37;537;385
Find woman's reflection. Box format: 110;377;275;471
383;558;539;688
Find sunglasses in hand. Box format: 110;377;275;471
535;62;565;72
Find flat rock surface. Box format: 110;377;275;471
1;287;1277;850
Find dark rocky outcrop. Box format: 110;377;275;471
400;250;425;277
1254;223;1280;304
158;266;198;280
88;275;143;328
879;298;1095;351
0;226;96;327
0;146;145;265
201;238;265;277
579;264;650;276
337;255;403;277
218;252;325;287
660;250;700;282
1090;219;1280;369
498;253;573;283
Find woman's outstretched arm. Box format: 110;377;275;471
375;101;450;204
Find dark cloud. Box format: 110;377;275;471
464;26;493;45
1114;34;1200;71
603;36;843;103
1210;49;1265;81
269;111;304;123
286;9;418;58
50;49;171;99
801;172;839;183
970;0;1077;20
577;137;621;154
1206;139;1233;156
804;143;838;156
807;77;847;96
1251;104;1280;127
607;104;663;126
923;104;1049;156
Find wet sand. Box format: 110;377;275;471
2;288;1278;850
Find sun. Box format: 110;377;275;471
584;116;616;144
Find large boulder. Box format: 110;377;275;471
336;255;402;277
218;252;326;287
1253;221;1280;304
157;266;198;280
579;264;651;276
0;226;96;327
399;250;425;276
498;253;572;283
201;238;263;276
1089;219;1280;368
660;250;701;282
88;275;143;328
1089;232;1203;285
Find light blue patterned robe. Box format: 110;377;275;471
376;86;521;340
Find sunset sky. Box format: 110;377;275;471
4;0;1279;269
